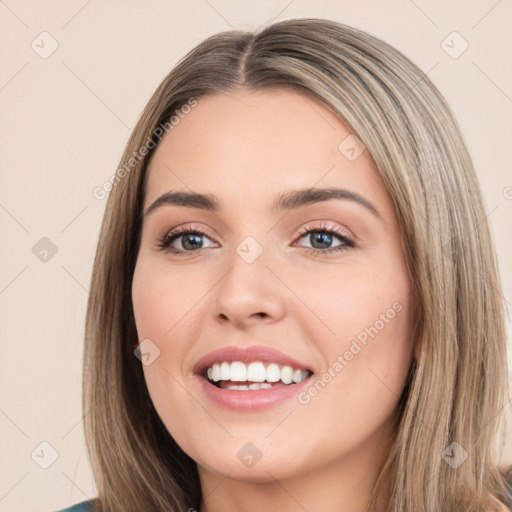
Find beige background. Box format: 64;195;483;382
1;1;511;511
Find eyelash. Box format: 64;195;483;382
155;222;356;256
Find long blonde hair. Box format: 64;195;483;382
83;18;511;511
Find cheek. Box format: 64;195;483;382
131;258;217;386
132;261;205;451
131;258;206;344
285;256;411;345
289;256;413;409
131;260;199;413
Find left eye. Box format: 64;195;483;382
294;226;355;254
297;229;347;250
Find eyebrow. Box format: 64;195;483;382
144;187;381;218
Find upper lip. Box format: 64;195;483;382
193;345;314;375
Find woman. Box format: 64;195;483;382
56;18;512;512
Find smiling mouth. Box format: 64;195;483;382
202;360;313;390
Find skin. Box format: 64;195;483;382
131;88;416;512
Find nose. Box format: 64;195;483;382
213;243;286;329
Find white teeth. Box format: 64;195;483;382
220;361;230;380
205;360;311;386
225;382;274;390
249;382;272;390
230;361;247;381
281;365;293;384
293;369;309;383
266;363;281;382
247;362;266;382
212;364;221;382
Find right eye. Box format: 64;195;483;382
156;225;218;255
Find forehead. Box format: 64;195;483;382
144;88;385;211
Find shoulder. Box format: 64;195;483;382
54;499;95;512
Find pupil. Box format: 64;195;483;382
311;232;332;249
183;234;203;250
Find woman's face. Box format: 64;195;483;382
132;88;415;485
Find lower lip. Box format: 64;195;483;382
195;374;312;411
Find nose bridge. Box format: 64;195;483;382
213;233;286;325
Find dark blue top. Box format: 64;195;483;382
55;500;93;512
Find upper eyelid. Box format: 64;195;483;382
297;222;354;237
